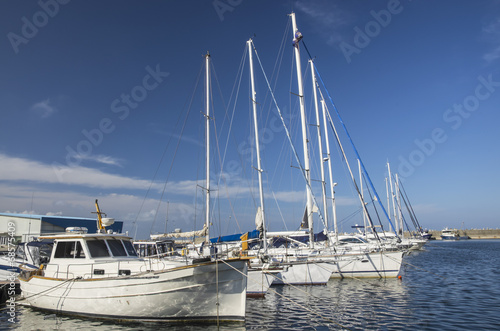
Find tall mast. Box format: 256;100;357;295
247;39;268;252
321;99;338;243
310;59;328;234
385;177;391;223
358;159;368;237
205;52;211;243
291;12;314;248
387;162;398;235
395;173;404;238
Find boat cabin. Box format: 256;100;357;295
30;229;148;279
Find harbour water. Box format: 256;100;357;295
1;239;500;330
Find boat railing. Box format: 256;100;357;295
48;259;153;279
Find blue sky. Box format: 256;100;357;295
1;0;499;239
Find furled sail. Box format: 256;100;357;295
255;207;263;232
150;224;208;240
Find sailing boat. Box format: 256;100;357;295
246;12;405;279
18;55;248;322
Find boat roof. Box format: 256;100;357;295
39;232;132;240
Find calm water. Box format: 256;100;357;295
2;239;500;330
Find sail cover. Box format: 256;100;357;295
255;207;263;232
150;224;208;240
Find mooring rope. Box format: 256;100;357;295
219;259;351;330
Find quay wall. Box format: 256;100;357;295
421;229;500;240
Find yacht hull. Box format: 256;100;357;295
272;261;332;285
328;250;404;279
19;260;247;322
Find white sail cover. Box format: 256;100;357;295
150;224;208;240
255;207;263;232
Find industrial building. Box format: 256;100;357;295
0;213;124;244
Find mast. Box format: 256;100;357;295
387;162;398;235
358;159;367;238
204;52;211;243
321;99;338;243
395;173;404;238
310;59;328;235
94;199;106;232
385;177;391;224
291;12;314;248
247;39;268;252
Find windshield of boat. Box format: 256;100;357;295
86;238;137;258
107;239;127;256
54;241;86;259
86;240;110;258
27;242;53;264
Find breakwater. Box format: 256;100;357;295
421;229;500;240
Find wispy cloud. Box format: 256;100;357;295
73;154;125;167
273;190;304;203
295;0;354;46
0;152;155;191
481;17;500;64
31;98;56;118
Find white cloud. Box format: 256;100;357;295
73;154;125;167
272;190;304;203
295;0;353;46
481;17;500;64
0;152;156;190
31;98;56;118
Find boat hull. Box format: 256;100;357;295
272;261;332;285
246;267;275;297
19;260;247;322
328;250;404;279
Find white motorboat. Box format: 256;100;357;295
441;228;459;240
18;227;247;322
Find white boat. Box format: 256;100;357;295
0;241;52;281
327;250;404;279
246;261;281;297
18;228;247;322
271;260;332;285
441;228;459;240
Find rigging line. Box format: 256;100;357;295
362;172;384;230
219;44;259;215
318;87;379;240
397;177;421;229
212;107;244;235
20;277;78;300
303;42;398;238
136;61;204;239
271;190;289;231
251;39;328;231
210;59;244;234
395;182;416;230
391;174;413;233
262;18;290;129
149;63;204;236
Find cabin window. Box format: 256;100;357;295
75;242;86;258
86;240;110;258
123;241;137;257
107;239;127;257
54;241;86;258
14;245;26;260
